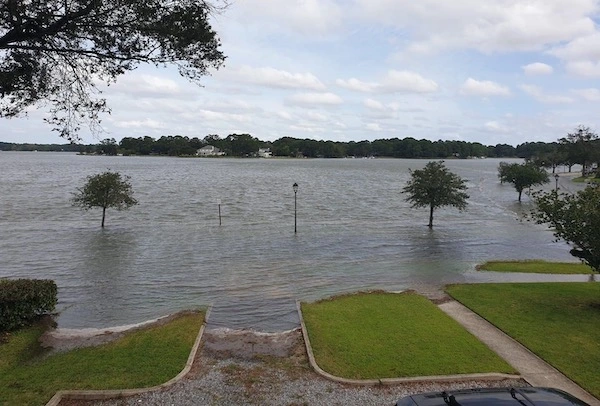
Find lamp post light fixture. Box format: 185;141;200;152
554;173;559;191
292;182;298;234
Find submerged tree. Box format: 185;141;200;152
498;162;549;201
403;161;469;228
0;0;226;140
533;185;600;273
72;171;138;227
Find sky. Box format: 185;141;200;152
2;0;600;146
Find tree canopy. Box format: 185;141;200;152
498;162;549;201
72;171;138;227
559;126;600;175
533;185;600;273
403;161;469;228
0;0;226;140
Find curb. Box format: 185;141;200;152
296;300;522;386
45;306;212;406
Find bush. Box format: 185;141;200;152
0;279;58;331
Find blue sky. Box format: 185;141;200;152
3;0;600;146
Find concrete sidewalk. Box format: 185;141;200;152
439;300;600;406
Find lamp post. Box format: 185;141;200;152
554;173;559;191
292;182;298;234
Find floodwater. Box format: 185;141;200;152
0;152;587;331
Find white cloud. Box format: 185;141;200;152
572;88;600;101
364;98;385;110
222;66;326;90
520;84;574;104
287;92;344;106
195;110;253;123
484;121;510;133
233;0;344;37
276;111;293;120
112;75;192;99
356;0;597;54
549;32;600;61
305;111;329;122
114;118;166;129
460;78;511;97
337;70;438;94
336;78;378;92
565;61;600;77
522;62;554;75
381;70;439;93
365;123;384;131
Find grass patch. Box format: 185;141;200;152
0;311;203;406
446;283;600;399
573;176;600;183
301;291;514;379
477;260;594;274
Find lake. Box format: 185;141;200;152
0;152;585;331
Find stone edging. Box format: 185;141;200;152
45;307;212;406
295;300;521;386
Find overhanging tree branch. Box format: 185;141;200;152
0;0;227;141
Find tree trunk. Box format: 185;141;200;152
518;190;522;202
101;207;106;227
428;204;434;228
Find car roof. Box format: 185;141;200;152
397;387;590;406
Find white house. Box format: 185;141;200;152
257;148;272;158
196;145;225;157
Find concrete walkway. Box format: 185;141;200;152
439;300;600;406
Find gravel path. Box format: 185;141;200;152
62;328;527;406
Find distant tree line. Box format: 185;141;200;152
2;126;598;163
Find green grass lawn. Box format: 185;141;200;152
573;176;600;183
301;291;514;380
477;260;594;274
447;283;600;399
0;311;203;406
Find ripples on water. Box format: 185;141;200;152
0;153;585;331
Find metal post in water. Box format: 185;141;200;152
217;199;222;226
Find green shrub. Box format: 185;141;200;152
0;279;58;331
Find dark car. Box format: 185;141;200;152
396;387;590;406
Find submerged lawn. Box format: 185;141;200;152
478;260;593;274
447;283;600;399
0;311;203;406
301;291;514;380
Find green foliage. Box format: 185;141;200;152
0;312;203;405
0;279;57;332
498;162;549;201
0;0;225;140
447;283;600;398
72;171;138;227
559;126;600;176
403;161;469;227
477;260;593;274
301;292;514;379
532;185;600;272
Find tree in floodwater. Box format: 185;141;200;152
72;171;137;227
533;185;600;273
403;161;469;228
498;162;549;201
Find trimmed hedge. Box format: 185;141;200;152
0;279;58;331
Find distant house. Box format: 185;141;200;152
257;148;272;158
196;145;225;157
